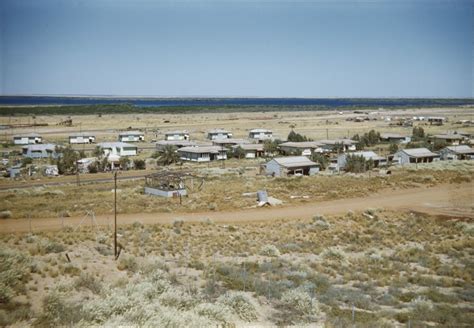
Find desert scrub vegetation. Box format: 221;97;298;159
0;209;473;326
1;161;472;219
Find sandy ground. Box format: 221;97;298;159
1;182;472;233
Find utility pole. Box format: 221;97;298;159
114;171;118;258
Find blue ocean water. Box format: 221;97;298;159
0;96;472;108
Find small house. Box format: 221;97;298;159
22;144;59;159
439;145;474;160
232;143;265;159
69;133;96;144
264;156;319;177
98;142;138;157
207;129;233;140
279;141;324;156
337;151;386;170
164;130;190;141
118;131;145;142
13;133;42;145
177;146;227;162
248;129;273;142
156;140;197;152
427;117;446;126
429;134;465;146
319;139;357;153
77;158;98;173
380;133;411;144
393;148;439;165
212;138;250;148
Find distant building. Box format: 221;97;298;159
207;129;233;140
264;156;319;177
248;129;273;142
427;117;446;126
439;145;474;161
319;139;357;153
98;142;138;157
22;144;59;159
380;133;411;144
429;134;465;146
69;133;96;144
393;148;439;165
337;151;386;170
13;133;42;145
164;130;189;141
232;143;265;159
279;141;324;156
118;131;145;142
156;140;197;152
177;146;227;162
212;138;250;148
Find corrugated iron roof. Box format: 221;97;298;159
400;148;438;158
98;142;137;148
279;141;323;148
445;145;474;154
177;146;223;154
271;156;319;168
119;131;144;136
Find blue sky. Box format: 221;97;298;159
0;0;472;97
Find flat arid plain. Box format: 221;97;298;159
0;106;473;327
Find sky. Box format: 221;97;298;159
0;0;472;98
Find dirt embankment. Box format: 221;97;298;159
0;182;472;233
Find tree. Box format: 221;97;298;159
55;146;79;175
345;154;371;173
119;157;131;170
287;130;309;142
92;146;103;158
133;159;146;170
389;143;399;154
233;146;246;159
310;153;329;170
21;157;33;167
412;127;425;141
157;145;179;165
263;140;279;156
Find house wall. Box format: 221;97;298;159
120;147;138;156
245;151;256;159
179;152;210;162
14;137;42;145
249;132;272;140
70;136;95;144
265;160;282;176
165;134;188;141
208;133;230;140
119;135;144;142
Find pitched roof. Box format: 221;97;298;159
431;134;464;140
233;144;264;151
380;133;406;139
249;128;272;133
69;133;95;137
177;146;223;154
445;145;474;154
319;139;356;145
208;129;231;134
346;151;385;161
165;130;188;135
119;130;144;136
13;133;41;138
212;138;250;145
22;143;56;151
156;140;196;147
400;148;438;158
98;142;137;149
270;156;319;168
279;141;323;148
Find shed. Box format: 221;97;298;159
13;133;42;145
380;133;411;144
393;148;440;165
118;131;145;142
156;140;197;151
429;134;465;146
337;151;386;170
439;145;474;160
177;146;227;162
164;130;190;141
319;139;357;152
248;129;273;142
207;129;233;140
69;133;96;144
232;143;265;158
22;144;59;159
144;171;202;198
279;141;324;156
264;156;319;177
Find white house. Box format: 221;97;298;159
207;129;233;140
164;130;189;141
69;133;96;144
98;142;137;157
118;131;145;142
22;144;59;159
248;129;273;142
177;146;227;162
279;141;324;156
439;145;474;160
13;133;42;145
393;148;439;165
264;156;319;177
337;151;386;170
232;143;265;159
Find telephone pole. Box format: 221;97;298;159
114;171;118;257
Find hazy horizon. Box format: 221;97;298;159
1;0;472;98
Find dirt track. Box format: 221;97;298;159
0;182;472;233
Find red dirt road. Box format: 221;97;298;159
0;183;472;233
